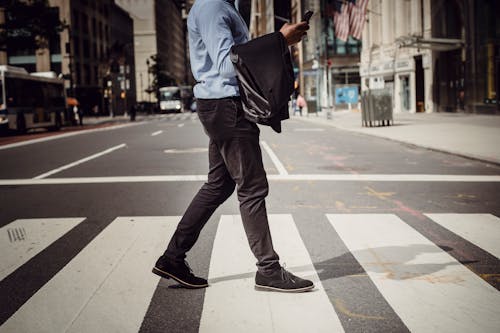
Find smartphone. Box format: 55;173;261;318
302;10;314;23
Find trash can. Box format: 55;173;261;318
361;89;393;127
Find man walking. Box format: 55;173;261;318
152;0;313;292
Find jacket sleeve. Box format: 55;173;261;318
195;3;236;79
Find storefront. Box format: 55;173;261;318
432;0;499;113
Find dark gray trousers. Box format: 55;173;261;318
164;97;280;275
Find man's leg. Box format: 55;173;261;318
218;100;314;292
163;139;235;263
219;135;281;275
152;139;234;288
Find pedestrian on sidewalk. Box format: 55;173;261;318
152;0;313;292
130;103;137;122
295;94;306;116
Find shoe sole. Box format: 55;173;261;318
254;283;315;293
152;267;209;289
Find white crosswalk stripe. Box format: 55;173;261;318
326;214;500;333
162;113;198;122
200;214;343;332
0;218;85;281
1;213;499;332
425;213;500;259
0;216;179;333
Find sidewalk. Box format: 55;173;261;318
294;110;500;165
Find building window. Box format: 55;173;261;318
72;10;79;31
328;17;362;56
84;64;90;85
76;65;81;84
82;13;89;34
92;18;97;37
73;36;80;56
49;35;61;55
83;39;90;58
51;62;62;74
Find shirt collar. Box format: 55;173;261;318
223;0;236;7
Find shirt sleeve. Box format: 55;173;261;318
196;2;237;79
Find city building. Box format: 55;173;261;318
4;1;63;74
249;0;291;37
297;0;362;114
115;0;187;103
107;2;136;116
361;0;499;114
430;0;499;113
3;0;136;116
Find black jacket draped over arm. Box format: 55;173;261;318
230;32;294;133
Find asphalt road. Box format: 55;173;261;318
1;113;499;333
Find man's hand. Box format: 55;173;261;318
279;22;310;46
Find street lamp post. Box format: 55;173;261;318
146;59;151;103
140;72;143;101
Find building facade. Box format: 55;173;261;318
107;3;136;116
115;0;186;102
360;0;432;114
432;0;499;113
249;0;291;38
300;0;362;114
4;0;136;116
361;0;499;114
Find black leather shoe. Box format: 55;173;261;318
255;267;314;292
152;256;208;289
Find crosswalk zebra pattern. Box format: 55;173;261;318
0;213;499;332
160;113;199;122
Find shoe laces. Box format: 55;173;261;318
280;264;296;283
184;260;194;275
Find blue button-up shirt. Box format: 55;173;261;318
187;0;249;99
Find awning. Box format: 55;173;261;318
396;36;464;51
66;97;79;106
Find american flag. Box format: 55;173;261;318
333;2;350;42
349;0;369;40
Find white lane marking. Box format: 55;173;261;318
293;128;325;132
326;214;500;333
425;213;500;259
2;174;500;186
177;123;184;127
0;122;144;151
33;144;127;179
0;218;85;281
0;216;179;333
164;147;208;154
200;215;343;332
260;141;289;175
151;130;163;136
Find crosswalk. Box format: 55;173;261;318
0;213;499;332
160;113;199;122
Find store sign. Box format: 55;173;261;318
396;59;414;72
335;86;359;104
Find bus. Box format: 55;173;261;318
159;86;193;113
0;65;66;133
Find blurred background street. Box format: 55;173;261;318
0;0;499;332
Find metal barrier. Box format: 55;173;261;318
361;89;393;127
